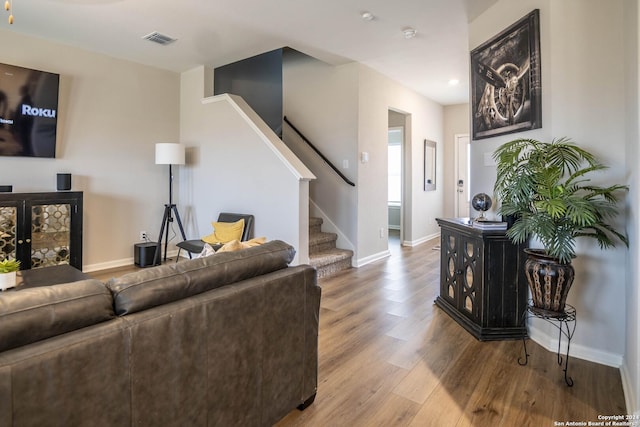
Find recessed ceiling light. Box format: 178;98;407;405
361;11;374;21
449;79;460;86
402;27;417;39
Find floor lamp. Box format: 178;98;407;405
154;143;187;264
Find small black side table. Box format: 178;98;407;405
518;302;577;386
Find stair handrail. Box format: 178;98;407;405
283;116;355;187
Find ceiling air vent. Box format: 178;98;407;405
142;31;177;46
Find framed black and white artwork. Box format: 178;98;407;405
470;9;541;140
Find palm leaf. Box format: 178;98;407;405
493;137;627;264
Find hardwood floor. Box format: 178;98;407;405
89;236;627;426
275;234;626;427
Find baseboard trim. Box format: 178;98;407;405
528;322;623;368
402;232;439;247
83;249;179;273
355;250;391;268
621;362;639;415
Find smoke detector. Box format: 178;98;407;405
402;27;417;39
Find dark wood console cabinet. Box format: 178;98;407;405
435;218;527;340
0;192;83;270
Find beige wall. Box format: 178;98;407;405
179;67;313;264
283;53;444;264
357;65;444;261
282;54;359;253
0;29;180;271
442;104;469;218
471;0;629;371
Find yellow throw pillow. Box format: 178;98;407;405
240;236;267;248
201;219;244;244
216;237;267;253
216;239;243;253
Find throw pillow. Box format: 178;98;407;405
216;239;243;253
201;218;244;244
216;237;267;253
196;243;216;258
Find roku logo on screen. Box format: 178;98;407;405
21;104;56;118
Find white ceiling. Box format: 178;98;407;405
4;0;497;105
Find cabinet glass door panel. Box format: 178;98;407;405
447;256;456;299
0;206;17;260
463;265;476;314
465;296;474;311
461;238;479;321
31;203;71;268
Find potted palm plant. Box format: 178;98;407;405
493;138;628;313
0;258;20;291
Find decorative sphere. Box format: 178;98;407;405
471;193;492;212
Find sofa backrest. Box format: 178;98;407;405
0;279;115;352
106;239;296;315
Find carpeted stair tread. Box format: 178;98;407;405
308;216;353;278
309;248;353;279
309;217;324;234
309;248;353;267
309;231;337;246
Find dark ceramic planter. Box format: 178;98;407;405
524;248;575;313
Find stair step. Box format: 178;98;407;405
309;231;337;254
309;248;353;279
309;217;323;234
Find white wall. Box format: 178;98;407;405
443;104;470;218
624;0;640;415
471;0;630;370
0;29;180;271
179;67;313;264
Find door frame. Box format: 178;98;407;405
454;133;470;218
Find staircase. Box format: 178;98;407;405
308;217;353;279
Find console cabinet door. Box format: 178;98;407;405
458;236;482;324
440;231;458;308
440;229;482;324
0;200;25;264
0;192;82;270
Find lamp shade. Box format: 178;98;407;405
155;143;185;165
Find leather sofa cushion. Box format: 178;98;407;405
0;279;115;352
106;239;296;316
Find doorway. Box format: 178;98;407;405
388;109;409;249
388;126;403;247
454;134;470;218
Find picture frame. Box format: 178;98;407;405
470;9;541;140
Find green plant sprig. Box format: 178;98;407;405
0;258;20;273
493;137;628;264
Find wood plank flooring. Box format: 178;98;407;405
275;235;626;427
89;235;626;426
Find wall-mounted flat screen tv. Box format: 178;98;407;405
0;63;59;158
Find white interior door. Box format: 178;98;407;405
455;134;470;218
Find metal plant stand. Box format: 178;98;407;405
518;302;577;387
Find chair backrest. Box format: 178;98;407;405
217;213;254;242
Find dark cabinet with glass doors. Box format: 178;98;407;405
435;218;527;340
0;192;82;270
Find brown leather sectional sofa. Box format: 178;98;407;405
0;240;320;426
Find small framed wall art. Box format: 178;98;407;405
470;9;541;140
